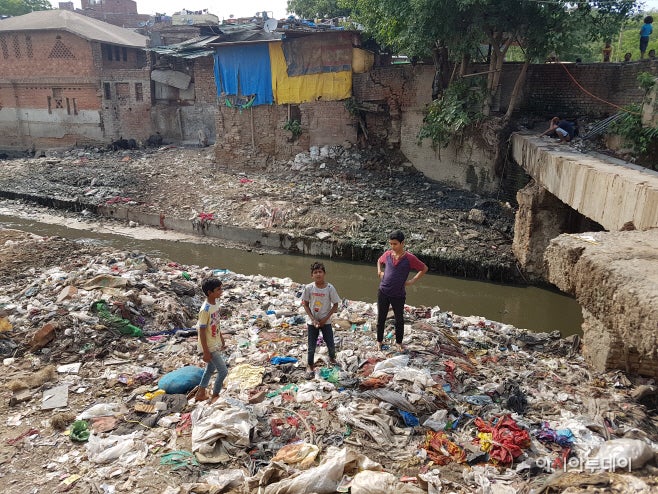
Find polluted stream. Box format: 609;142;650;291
0;213;583;335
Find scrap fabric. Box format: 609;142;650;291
213;44;273;106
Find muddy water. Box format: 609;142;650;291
0;214;583;336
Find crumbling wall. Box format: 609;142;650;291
214;101;355;167
545;230;658;378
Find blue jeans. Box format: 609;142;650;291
307;324;335;368
199;351;228;395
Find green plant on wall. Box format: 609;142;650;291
284;119;302;140
608;73;658;156
417;78;486;149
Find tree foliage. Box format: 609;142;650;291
287;0;350;19
0;0;51;16
340;0;640;144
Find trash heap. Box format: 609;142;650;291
1;230;657;493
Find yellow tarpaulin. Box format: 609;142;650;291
269;41;352;104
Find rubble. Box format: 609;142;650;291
0;145;518;281
0;229;657;493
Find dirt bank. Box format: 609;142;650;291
0;145;519;282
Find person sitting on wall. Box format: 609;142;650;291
539;117;576;143
649;49;656;59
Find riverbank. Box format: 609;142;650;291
0;145;520;282
0;229;656;493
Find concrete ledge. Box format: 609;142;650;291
511;133;658;231
545;229;658;378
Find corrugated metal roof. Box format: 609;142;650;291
151;69;191;89
150;35;219;59
0;9;148;48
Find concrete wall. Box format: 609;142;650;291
353;65;500;194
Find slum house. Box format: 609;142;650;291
0;9;150;151
146;12;228;147
57;0;151;29
202;26;373;166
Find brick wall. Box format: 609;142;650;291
521;60;658;117
81;0;138;14
0;30;152;148
193;57;217;104
215;100;356;167
76;0;151;29
0;31;96;78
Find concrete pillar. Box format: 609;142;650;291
512;181;571;279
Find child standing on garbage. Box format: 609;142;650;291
301;262;341;378
376;230;428;352
195;277;228;403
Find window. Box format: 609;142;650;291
25;36;32;58
122;47;127;61
49;39;74;59
115;82;130;100
114;46;120;61
104;82;111;100
135;82;143;101
12;35;20;58
65;98;78;115
0;36;7;59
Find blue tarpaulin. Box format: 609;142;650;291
214;44;273;106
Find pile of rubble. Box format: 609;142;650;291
1;229;657;493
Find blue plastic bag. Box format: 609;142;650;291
270;356;298;365
158;366;204;394
399;410;419;427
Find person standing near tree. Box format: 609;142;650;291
640;16;653;59
602;41;612;62
375;230;428;352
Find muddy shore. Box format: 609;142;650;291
0;145;520;283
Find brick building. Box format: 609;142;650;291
0;9;151;150
58;0;152;29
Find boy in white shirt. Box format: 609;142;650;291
195;277;227;403
301;262;341;378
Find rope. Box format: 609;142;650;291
558;62;641;115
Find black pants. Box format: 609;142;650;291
377;289;405;344
307;323;335;367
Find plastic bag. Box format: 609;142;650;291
158;366;204;394
90;300;143;337
591;438;655;470
86;432;148;465
69;420;90;442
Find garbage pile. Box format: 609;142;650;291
1;230;657;493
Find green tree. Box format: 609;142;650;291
0;0;51;16
287;0;350;19
342;0;640;134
